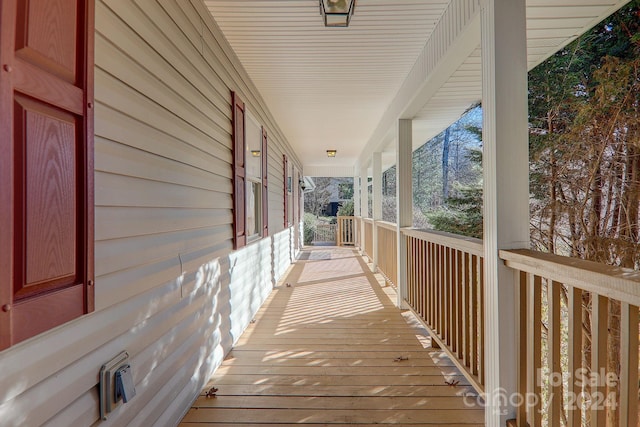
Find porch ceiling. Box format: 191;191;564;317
204;0;630;176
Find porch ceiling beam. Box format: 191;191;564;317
356;0;481;171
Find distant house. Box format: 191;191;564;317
322;178;353;216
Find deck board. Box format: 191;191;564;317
180;246;484;426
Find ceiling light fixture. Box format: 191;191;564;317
250;150;261;157
326;149;337;157
319;0;355;27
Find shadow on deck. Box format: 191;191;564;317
180;246;485;426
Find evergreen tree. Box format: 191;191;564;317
427;148;483;238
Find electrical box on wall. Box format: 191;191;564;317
115;364;136;402
99;351;135;420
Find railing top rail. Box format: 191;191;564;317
337;216;355;220
401;228;483;256
375;220;397;231
500;248;640;306
363;218;374;224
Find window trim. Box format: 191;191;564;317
283;154;289;228
232;92;269;249
261;126;269;238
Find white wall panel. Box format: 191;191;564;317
0;0;300;425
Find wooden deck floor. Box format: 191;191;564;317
180;246;485;426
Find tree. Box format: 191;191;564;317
442;128;451;200
527;4;640;423
337;200;354;216
338;182;353;199
304;177;332;217
428;148;483;238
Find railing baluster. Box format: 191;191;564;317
406;236;412;306
590;294;608;427
416;236;420;308
451;249;459;354
469;254;478;376
429;242;435;327
516;271;527;426
478;256;484;385
567;286;583;427
547;280;562;425
449;247;454;345
443;245;448;338
442;246;452;346
455;250;463;359
407;237;420;307
462;251;470;369
620;302;639;427
526;273;542;427
421;239;426;318
433;242;438;329
439;244;445;335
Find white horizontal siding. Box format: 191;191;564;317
0;0;301;426
273;229;293;282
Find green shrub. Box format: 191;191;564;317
303;213;317;245
337;200;354;216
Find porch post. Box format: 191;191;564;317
396;119;412;308
353;172;361;249
360;167;368;219
360;166;368;255
353;172;361;217
481;0;529;425
372;152;382;271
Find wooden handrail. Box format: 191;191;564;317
403;228;483;256
501;248;640;306
376;220;397;231
500;248;639;427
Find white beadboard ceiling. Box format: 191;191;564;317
204;0;631;176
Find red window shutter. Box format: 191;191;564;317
283;154;289;228
0;0;95;349
261;127;269;238
232;91;246;249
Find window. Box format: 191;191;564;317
232;92;268;250
0;0;94;349
282;156;299;228
246;112;263;240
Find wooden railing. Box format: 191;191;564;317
337;216;355;246
363;219;373;260
313;223;336;244
501;249;640;427
376;221;398;287
402;228;485;392
352;219;640;424
354;216;361;247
